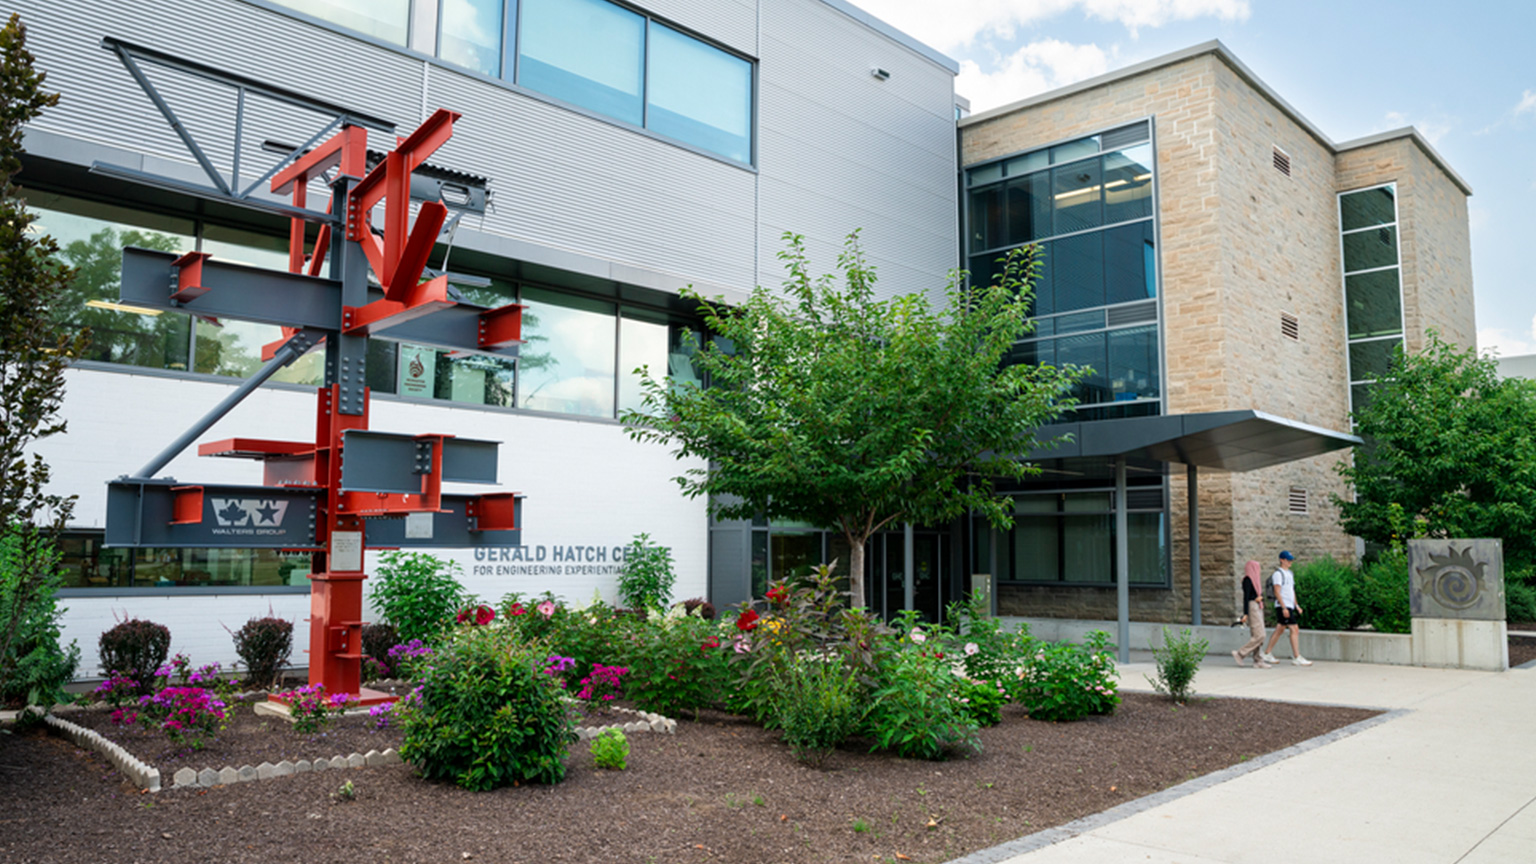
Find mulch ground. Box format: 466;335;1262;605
1508;634;1536;667
1;692;1376;864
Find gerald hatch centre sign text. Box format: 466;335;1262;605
472;543;654;578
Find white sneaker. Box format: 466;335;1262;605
1292;656;1313;666
1261;653;1278;664
1232;650;1246;667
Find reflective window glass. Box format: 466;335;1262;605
967;164;1002;186
1053;309;1103;335
1062;513;1111;582
195;225;323;385
1128;512;1166;584
1050;137;1099;164
1005;339;1054;368
647;24;752;162
519;0;644;126
1051;232;1104;313
1011;515;1057;581
268;0;410;44
1345;269;1403;338
1005;172;1051;245
968;185;1002;252
439;351;516;406
517;286;617;417
1103;221;1155;304
1052;160;1104;234
1349;337;1401;383
1108;325;1158;401
439;0;507;78
1341;186;1396;231
1103;144;1153;224
1056;331;1108;404
1005;151;1047;177
1342;225;1398;273
28;194;196;372
619;313;669;415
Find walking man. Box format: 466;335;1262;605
1262;551;1312;666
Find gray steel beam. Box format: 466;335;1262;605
106;479;321;549
339;431;499;494
364;494;524;549
1189;463;1201;626
1116;456;1130;663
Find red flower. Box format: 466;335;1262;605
475;605;495;626
701;636;721;652
510;603;526;616
735;609;760;631
766;585;789;606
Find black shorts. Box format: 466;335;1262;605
1277;607;1300;627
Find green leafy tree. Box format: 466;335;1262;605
623;231;1079;606
0;14;85;705
1334;332;1536;569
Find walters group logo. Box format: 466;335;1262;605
211;498;290;528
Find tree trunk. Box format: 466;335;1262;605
848;536;866;610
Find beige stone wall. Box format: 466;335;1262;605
967;48;1473;625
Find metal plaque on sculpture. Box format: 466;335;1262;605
1408;538;1505;621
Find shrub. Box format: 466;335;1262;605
1293;557;1360;631
135;686;228;748
617;532;676;611
274;683;355;734
772;654;862;767
625;612;729;719
361;622;399;677
1359;546;1411;634
369;552;467;644
1011;630;1120;722
590;728;630;770
1147;627;1208;703
1505;572;1536;623
98;617;171;694
0;526;79;707
956;677;1007;728
232;616;293;688
397;625;574;790
386;639;435;681
864;648;978;761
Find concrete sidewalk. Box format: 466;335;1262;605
951;654;1536;864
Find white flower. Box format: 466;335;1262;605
964;642;979;656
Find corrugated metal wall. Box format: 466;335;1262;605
9;0;956;299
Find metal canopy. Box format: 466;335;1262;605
1030;409;1361;472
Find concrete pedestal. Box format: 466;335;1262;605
1411;617;1509;671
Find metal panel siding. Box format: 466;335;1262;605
425;67;757;291
756;0;958;303
15;0;424;169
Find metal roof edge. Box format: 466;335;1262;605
818;0;960;75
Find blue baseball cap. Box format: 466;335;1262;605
1279;550;1295;561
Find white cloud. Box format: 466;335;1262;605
1478;315;1536;359
852;0;1248;52
958;40;1114;112
1515;90;1536;116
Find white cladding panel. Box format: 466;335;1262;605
639;0;757;55
756;0;958;303
43;368;708;670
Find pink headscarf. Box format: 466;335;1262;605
1243;560;1263;596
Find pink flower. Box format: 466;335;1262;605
910;630;927;644
537;600;556;618
965;642;979;656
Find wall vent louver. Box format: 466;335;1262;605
1281;312;1300;341
1288;487;1309;515
1107;301;1158;326
1102;121;1150;150
1273;146;1292;177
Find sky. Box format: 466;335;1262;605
853;0;1536;358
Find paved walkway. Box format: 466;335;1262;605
950;653;1536;864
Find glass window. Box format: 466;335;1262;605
439;0;508;78
647;24;752;163
1052;160;1103;235
967;253;1000;292
968;164;1002;186
1349;337;1400;382
518;0;645;126
517;286;617;417
1050;136;1099;164
968;185;1003;252
1062;512;1111;583
1005;172;1051;245
1011;514;1057;582
1006;339;1055;368
1342;225;1398;273
1128;512;1166;585
1341;186;1396;232
1108;326;1158;401
1103;221;1155;304
29;194;196;372
1056;331;1108;405
195;225;324;385
1345;269;1403;339
267;0;410;45
619;313;669;415
1103;145;1153;224
1051;232;1104;313
60;532;312;589
1005;151;1047;177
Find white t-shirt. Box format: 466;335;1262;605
1271;567;1296;608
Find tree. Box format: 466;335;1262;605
1334;331;1536;569
623;231;1080;607
0;14;86;703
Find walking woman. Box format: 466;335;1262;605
1232;560;1271;668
